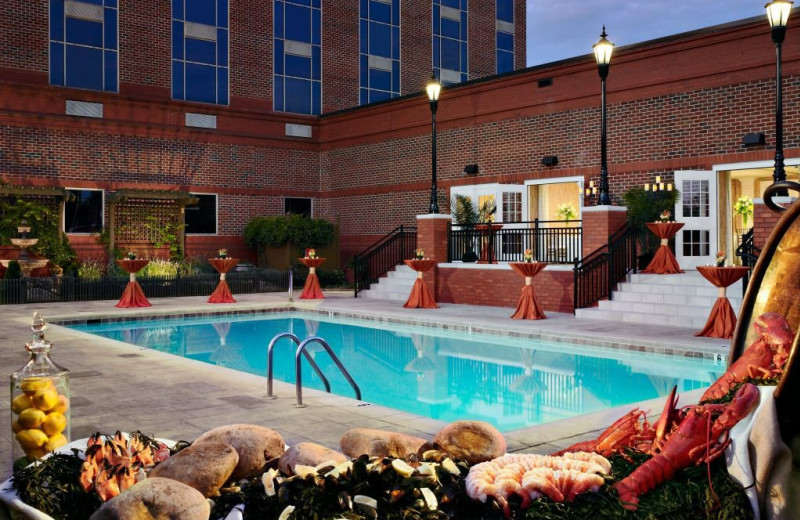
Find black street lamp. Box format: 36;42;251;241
593;27;614;206
426;73;442;213
766;0;793;196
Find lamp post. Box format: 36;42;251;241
593;27;614;206
426;73;442;213
766;0;793;196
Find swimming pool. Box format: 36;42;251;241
69;312;724;432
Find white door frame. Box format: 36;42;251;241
523;175;585;221
674;170;717;270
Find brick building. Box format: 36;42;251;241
0;4;798;312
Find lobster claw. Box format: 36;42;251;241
651;386;679;454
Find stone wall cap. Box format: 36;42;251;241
753;197;796;204
416;213;454;220
582;205;628;213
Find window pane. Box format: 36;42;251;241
497;31;513;51
369;1;390;22
285;3;311;42
497;0;513;23
185;38;216;64
285;77;311;114
185;63;216;103
285;54;311;78
65;45;103;90
368;21;391;57
66;18;103;47
369;67;391;91
497;50;513;73
285;197;312;217
441;18;460;39
186;0;215;24
185;194;217;234
65;190;103;233
441;38;460;70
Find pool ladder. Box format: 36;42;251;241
266;332;362;408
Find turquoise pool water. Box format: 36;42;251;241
69;313;723;432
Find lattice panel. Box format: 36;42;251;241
115;199;181;242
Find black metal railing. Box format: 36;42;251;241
573;225;638;312
448;220;582;264
0;269;290;305
353;225;417;296
735;228;760;296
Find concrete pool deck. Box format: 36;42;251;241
0;291;728;482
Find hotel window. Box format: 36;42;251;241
274;0;322;115
172;0;229;105
185;194;218;234
64;189;104;233
433;0;468;86
49;0;118;92
359;0;400;105
495;0;514;73
285;197;312;217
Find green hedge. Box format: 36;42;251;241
244;214;334;251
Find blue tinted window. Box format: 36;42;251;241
274;0;321;114
50;0;117;92
172;0;229;105
359;0;400;104
433;0;468;85
495;0;514;73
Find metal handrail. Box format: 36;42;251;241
353;225;417;296
294;336;361;407
735;228;760;297
448;220;582;264
266;332;331;398
573;225;637;312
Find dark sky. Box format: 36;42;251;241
526;0;769;66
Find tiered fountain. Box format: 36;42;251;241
1;219;49;276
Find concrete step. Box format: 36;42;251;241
617;282;743;298
575;307;709;329
611;290;743;309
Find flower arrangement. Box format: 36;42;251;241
126;251;136;260
304;248;317;259
414;248;425;260
734;196;753;228
523;249;534;263
218;248;228;259
715;251;726;267
658;210;672;223
555;203;577;225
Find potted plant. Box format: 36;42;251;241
734;196;753;229
622;186;681;269
450;195;496;262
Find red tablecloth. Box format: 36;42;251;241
299;257;326;299
509;262;548;320
475;224;503;264
642;222;685;274
115;259;151;308
208;258;239;303
695;265;749;339
403;259;439;309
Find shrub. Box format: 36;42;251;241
244;214;334;250
622;187;681;257
4;260;22;279
77;259;105;280
140;258;179;278
0;197;75;268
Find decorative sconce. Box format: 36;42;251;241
585;181;598;197
644;176;673;192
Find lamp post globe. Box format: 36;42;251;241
593;27;614;206
766;0;793;195
426;73;442;214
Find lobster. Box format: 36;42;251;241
614;382;759;510
701;312;793;402
553;408;655;457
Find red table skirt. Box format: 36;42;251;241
404;278;439;309
511;285;547;320
642;245;684;274
301;272;324;299
208;280;237;304
116;281;151;308
695;298;738;338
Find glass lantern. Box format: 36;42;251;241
10;312;70;466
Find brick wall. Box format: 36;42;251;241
436;267;574;313
0;1;47;74
753;199;787;249
468;0;495;80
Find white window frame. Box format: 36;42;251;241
450;183;524;224
523;175;584;221
185;192;219;235
64;187;105;235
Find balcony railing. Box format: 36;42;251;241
448;220;582;264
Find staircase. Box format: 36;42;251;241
575;271;745;329
357;264;417;302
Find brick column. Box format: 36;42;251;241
752;197;795;249
416;214;452;298
581;206;628;257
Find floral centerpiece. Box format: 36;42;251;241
523;249;534;263
414;248;425;260
218;248;227;259
658;210;672;223
734;196;753;228
715;251;726;267
126;251;136;260
555;203;577;226
304;248;316;259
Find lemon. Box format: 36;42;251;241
45;433;68;452
18;408;46;428
16;429;48;451
51;394;69;414
32;387;59;411
42;412;67;436
11;394;33;415
20;378;53;395
26;447;49;461
11;420;23;434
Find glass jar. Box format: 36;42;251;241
10;312;70;466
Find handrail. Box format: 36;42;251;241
266;332;331;398
735;228;760;297
448;220;582;264
573;224;638;312
294;336;361;407
353;225;417;296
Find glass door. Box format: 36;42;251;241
674;170;717;270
